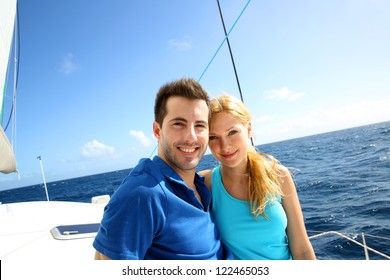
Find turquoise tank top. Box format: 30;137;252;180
211;165;292;260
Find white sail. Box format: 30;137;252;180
0;0;18;174
0;125;16;173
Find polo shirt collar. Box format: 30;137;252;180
152;156;211;210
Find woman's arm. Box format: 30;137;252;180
278;165;316;260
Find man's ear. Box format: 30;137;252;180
153;121;161;140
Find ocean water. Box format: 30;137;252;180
1;121;389;260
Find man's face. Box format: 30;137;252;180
153;96;209;176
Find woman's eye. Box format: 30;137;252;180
209;135;217;141
228;130;238;136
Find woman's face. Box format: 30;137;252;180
208;111;251;169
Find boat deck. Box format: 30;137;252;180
0;200;105;261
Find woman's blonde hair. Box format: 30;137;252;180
210;95;284;219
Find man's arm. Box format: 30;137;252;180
94;250;111;260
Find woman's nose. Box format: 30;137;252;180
220;138;230;153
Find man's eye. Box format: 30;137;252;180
196;125;207;130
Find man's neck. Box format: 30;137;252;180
175;169;196;189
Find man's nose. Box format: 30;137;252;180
185;125;197;141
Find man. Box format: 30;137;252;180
93;78;231;259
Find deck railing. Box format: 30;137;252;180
308;230;390;260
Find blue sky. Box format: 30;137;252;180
1;0;389;190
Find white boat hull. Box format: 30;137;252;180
0;200;105;261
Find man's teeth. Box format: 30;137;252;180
180;148;196;153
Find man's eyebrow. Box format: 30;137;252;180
168;117;187;123
167;118;208;125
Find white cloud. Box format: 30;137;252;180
255;115;274;123
59;52;78;75
129;130;154;147
168;36;192;51
253;98;390;144
81;140;114;158
264;87;305;101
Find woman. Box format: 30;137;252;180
199;94;316;260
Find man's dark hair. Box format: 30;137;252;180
154;78;210;126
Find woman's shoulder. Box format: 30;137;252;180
275;163;290;176
198;169;212;190
273;164;296;194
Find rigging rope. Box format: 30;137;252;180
198;0;251;83
214;0;254;146
216;0;245;104
150;0;252;158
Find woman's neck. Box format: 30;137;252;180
220;160;249;185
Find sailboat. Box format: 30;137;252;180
1;0;388;265
0;0;108;262
0;0;17;174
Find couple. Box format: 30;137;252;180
93;78;316;260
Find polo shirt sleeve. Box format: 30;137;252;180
93;173;166;259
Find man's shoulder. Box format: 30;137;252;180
131;158;154;174
114;157;174;198
126;158;162;179
111;159;167;204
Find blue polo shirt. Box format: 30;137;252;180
93;156;230;260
